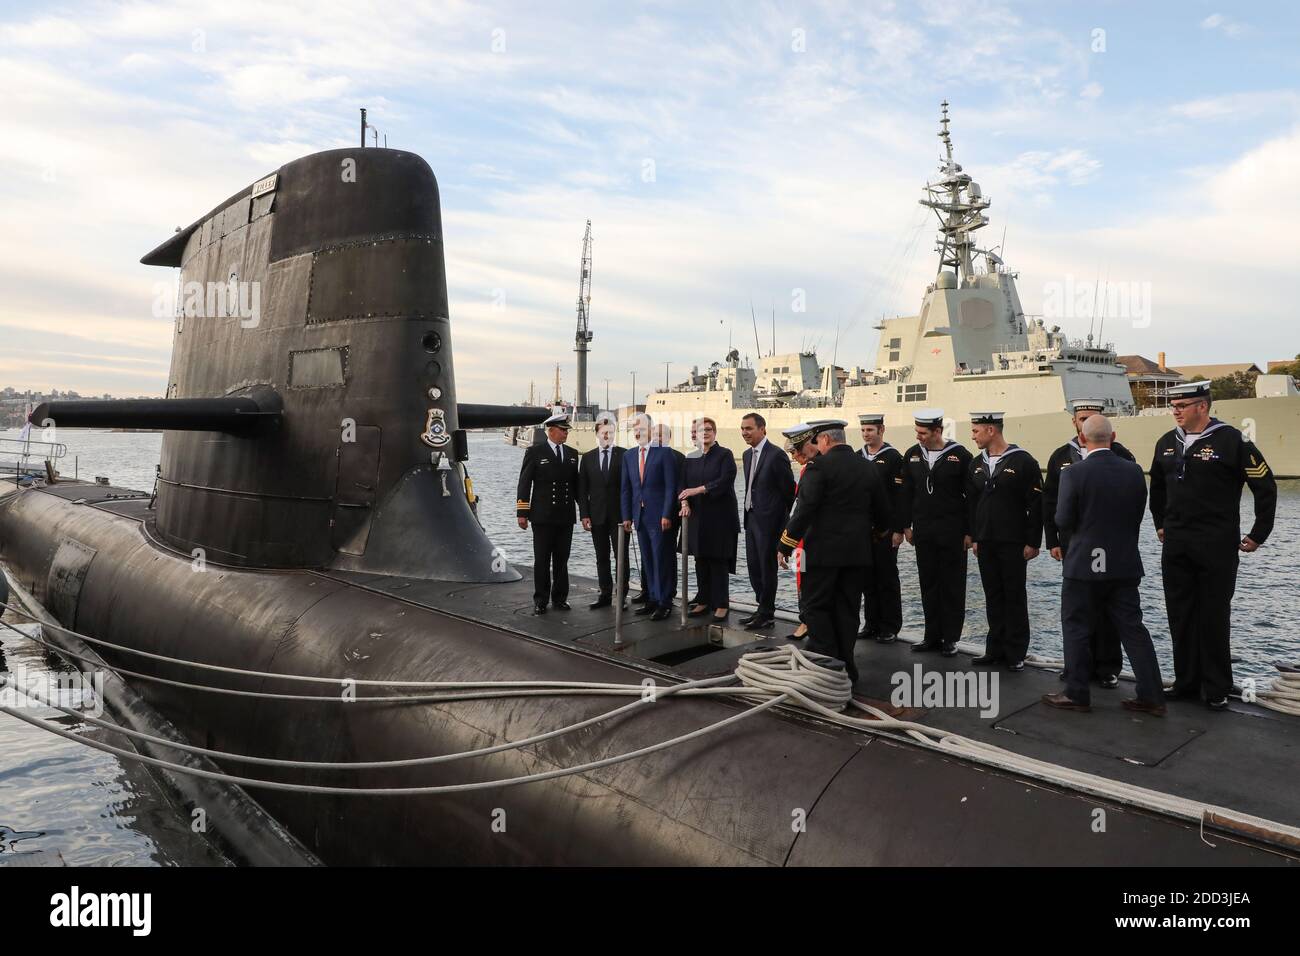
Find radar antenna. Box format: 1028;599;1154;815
918;101;992;284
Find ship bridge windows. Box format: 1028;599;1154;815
887;337;901;362
896;384;927;403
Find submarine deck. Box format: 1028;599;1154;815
12;481;1300;853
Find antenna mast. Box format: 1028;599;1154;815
573;220;594;416
918;101;990;284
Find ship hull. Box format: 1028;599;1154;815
1;483;1294;865
567;395;1300;476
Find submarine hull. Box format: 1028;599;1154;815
2;483;1294;866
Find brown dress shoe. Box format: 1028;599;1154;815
1122;698;1167;716
1041;692;1090;712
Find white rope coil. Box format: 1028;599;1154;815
735;645;853;710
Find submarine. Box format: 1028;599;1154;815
2;146;1299;866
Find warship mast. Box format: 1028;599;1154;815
919;100;991;283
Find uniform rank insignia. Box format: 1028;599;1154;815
420;408;450;448
946;455;960;462
1194;447;1217;461
1246;457;1270;478
1004;468;1016;475
909;455;921;462
1162;448;1175;456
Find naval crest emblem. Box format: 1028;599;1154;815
420;408;450;448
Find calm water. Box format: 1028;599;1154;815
0;427;1296;865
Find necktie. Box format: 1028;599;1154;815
746;443;760;511
639;446;646;481
601;448;609;477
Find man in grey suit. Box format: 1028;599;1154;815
1042;414;1166;715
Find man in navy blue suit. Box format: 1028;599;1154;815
621;414;681;621
740;412;796;630
1043;414;1166;715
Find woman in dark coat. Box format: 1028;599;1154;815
677;418;739;622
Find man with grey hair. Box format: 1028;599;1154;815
776;420;891;684
1044;414;1166;715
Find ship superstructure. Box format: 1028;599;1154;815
569;104;1298;475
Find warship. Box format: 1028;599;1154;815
566;104;1300;474
2;142;1299;867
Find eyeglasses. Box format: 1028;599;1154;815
1170;400;1206;412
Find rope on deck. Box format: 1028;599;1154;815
4;604;1300;851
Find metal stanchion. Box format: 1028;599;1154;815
679;511;690;628
614;523;627;645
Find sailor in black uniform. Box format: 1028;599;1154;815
856;413;905;643
517;412;580;614
898;408;971;656
777;420;891;684
1150;380;1277;710
1043;398;1135;688
967;411;1042;671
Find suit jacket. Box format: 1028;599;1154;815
742;438;795;531
578;445;625;526
778;444;890;566
1043;437;1134;549
1055;448;1146;580
665;446;687;529
682;443;740;561
516;440;579;524
620;443;680;528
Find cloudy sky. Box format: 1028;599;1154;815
2;1;1297;403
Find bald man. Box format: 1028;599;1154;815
1044;414;1165;715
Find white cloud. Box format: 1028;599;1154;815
1201;13;1246;37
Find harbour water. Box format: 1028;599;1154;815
0;427;1295;865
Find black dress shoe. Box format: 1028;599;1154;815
631;592;649;605
1006;660;1025;672
1098;674;1119;689
1058;669;1067;681
738;613;758;626
1207;697;1230;712
633;604;655;616
589;596;612;609
687;604;710;617
533;604;548;615
912;641;940;653
744;616;774;631
553;601;571;611
1163;685;1196;700
874;632;898;644
939;643;958;658
857;627;875;641
972;653;1003;666
649;606;671;621
712;609;730;623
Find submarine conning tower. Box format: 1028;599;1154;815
32;148;546;581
